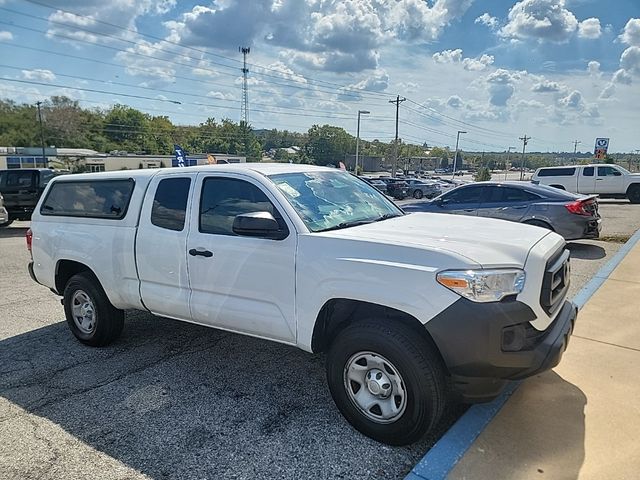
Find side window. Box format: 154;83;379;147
41;179;134;219
199;177;286;237
151;177;191;231
5;171;35;188
597;166;622;176
39;170;54;187
583;167;594;177
538;168;576;177
501;187;540;202
444;186;483;204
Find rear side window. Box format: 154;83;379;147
151;177;191;231
537;168;576;177
583;167;594;176
41;179;134;219
3;170;35;188
486;186;540;202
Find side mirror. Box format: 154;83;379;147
433;197;444;206
232;211;287;240
613;171;622;176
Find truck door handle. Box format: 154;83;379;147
596;178;603;181
189;249;213;258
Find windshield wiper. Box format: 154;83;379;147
372;213;403;222
317;213;402;232
317;219;375;232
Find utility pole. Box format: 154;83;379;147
451;130;467;178
239;47;250;125
355;110;370;175
572;140;581;155
36;101;46;167
519;134;531;181
389;95;406;177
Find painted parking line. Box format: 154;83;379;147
406;229;640;480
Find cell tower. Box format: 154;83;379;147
239;46;250;124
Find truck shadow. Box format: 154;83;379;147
0;311;464;479
0;226;29;239
453;371;586;479
567;242;606;260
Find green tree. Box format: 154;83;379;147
474;167;492;181
305;124;354;165
103;105;149;147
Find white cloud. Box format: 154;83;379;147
620;46;640;74
612;68;632;85
486;69;519;106
619;18;640;46
432;48;494;71
475;13;498;30
500;0;578;43
577;18;601;39
587;60;601;77
433;48;463;63
447;95;463;108
558;90;584;110
599;83;615;99
206;91;235;100
463;54;495;71
338;69;389;100
0;30;13;41
531;79;565;92
516;99;545;108
173;0;473;73
21;69;56;82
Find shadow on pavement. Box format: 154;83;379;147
451;371;586;479
0;311;464;479
567;242;606;260
0;227;29;239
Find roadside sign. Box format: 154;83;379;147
594;137;609;159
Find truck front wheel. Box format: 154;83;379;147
326;319;446;445
627;185;640;204
63;272;124;347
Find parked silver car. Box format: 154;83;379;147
403;181;601;240
404;179;442;199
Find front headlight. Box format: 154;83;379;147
436;269;526;303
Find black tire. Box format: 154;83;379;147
326;319;446;445
413;189;423;199
524;219;554;231
549;184;565;190
63;272;124;347
627;185;640;204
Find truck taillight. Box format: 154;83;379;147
26;228;33;255
565;200;590;216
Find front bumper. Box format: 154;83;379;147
425;298;577;402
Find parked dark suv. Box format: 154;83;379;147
0;169;57;225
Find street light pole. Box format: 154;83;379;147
36;101;46;167
355;110;370;175
451;130;466;179
505;146;515;180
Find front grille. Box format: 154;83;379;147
540;247;570;315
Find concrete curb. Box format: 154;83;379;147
405;230;640;480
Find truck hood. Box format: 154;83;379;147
318;212;552;267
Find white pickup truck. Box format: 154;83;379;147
532;164;640;203
27;164;576;445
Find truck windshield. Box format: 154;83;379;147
269;171;403;232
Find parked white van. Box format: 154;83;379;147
532;164;640;203
27;164;576;445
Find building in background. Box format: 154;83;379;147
0;147;246;171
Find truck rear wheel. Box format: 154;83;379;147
627;185;640;204
326;319;446;445
63;272;124;347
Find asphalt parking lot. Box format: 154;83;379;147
1;201;639;480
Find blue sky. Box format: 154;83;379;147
0;0;639;152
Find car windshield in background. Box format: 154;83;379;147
269;171;402;232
